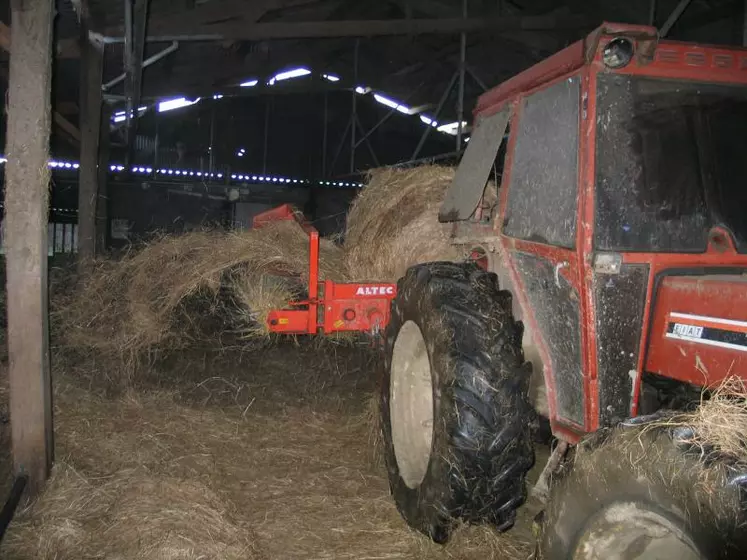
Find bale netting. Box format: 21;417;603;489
344;165;464;282
54;219;347;375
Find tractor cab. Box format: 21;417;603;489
441;23;747;440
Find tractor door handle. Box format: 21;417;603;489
554;261;569;288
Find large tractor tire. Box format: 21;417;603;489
539;417;747;559
380;261;534;543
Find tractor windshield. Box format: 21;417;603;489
595;74;747;253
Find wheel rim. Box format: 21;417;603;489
390;320;434;489
573;502;704;560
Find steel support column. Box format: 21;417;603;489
263;98;271;174
350;39;359;174
96;104;111;253
322;92;328;177
456;0;467;151
208;102;216;179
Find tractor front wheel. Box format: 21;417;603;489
380;262;534;543
538;419;747;559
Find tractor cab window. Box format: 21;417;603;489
595;75;747;253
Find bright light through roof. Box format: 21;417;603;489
420;115;438;127
112;106;148;122
323;73;340;82
373;93;412;115
158;97;200;113
437;121;468;135
240;79;258;87
268;67;311;85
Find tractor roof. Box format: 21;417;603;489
475;22;747;115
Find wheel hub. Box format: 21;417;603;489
573;502;704;560
390;320;434;489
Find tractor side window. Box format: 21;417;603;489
503;76;581;248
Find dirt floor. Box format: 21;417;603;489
0;341;545;559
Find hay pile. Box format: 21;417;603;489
55;220;347;372
54;165;465;373
674;378;747;459
1;346;534;560
650;376;747;471
345;166;461;282
5;465;258;560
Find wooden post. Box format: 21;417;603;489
4;0;55;496
78;25;104;264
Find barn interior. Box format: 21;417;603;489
0;0;744;558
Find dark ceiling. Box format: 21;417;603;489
0;0;744;177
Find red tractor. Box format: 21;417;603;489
378;23;747;558
261;22;747;558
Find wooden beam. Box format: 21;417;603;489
0;21;11;50
56;101;79;115
66;13;589;46
146;0;297;35
53;112;81;143
78;23;104;264
150;14;590;40
4;0;55;497
0;19;81;146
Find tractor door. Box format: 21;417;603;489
500;75;588;434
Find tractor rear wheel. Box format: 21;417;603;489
538;419;747;559
380;262;534;543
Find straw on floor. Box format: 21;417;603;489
0;345;535;560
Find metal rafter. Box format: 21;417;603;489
660;0;694;37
